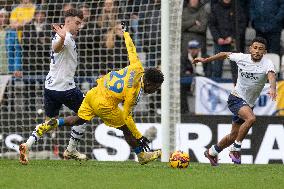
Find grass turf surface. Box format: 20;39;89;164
0;160;283;189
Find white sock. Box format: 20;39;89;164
67;138;77;152
67;124;86;152
208;145;219;156
26;136;35;149
229;140;242;152
26;132;40;149
235;140;242;146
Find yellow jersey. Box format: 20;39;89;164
96;32;144;139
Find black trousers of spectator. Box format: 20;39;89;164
256;31;281;55
180;83;191;114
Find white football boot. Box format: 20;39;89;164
63;149;87;161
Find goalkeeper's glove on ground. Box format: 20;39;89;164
121;21;129;33
138;136;151;152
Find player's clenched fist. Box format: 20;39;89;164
121;21;128;33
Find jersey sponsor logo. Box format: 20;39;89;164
240;69;259;80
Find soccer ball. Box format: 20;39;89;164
169;150;190;169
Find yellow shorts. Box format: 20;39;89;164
78;87;125;128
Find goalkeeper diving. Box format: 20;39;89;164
29;21;164;165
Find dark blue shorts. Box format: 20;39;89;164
227;94;250;124
44;87;84;118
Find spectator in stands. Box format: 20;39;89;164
22;9;51;111
97;0;118;32
95;0;119;70
140;0;161;67
209;0;247;84
100;22;128;74
250;0;284;55
182;40;207;76
35;0;47;10
77;3;97;77
0;0;13;12
6;0;36;77
118;0;140;20
181;0;208;57
60;3;74;23
138;0;162;113
0;8;8;74
46;2;74;24
180;40;207;114
118;0;141;52
22;9;51;76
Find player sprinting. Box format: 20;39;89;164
32;22;164;165
19;9;88;165
193;37;277;166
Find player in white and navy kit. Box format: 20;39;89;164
19;9;87;165
193;37;277;166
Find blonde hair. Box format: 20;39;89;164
97;0;118;29
104;22;122;49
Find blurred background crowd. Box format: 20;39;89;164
0;0;284;115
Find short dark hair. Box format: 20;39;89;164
144;68;164;84
251;37;267;49
64;8;83;20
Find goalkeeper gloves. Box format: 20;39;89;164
121;21;129;33
138;136;151;152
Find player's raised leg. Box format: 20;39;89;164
205;99;255;165
228;106;255;164
34;113;89;161
19;118;58;165
205;121;240;166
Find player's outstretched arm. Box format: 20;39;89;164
124;114;143;139
121;21;142;67
193;52;231;64
123;113;151;151
122;99;143;139
267;71;277;101
52;24;66;53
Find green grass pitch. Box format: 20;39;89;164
0;160;283;189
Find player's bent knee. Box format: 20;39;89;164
246;116;256;124
75;117;87;125
66;116;87;126
117;125;129;132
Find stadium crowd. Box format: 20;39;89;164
0;0;161;77
0;0;284;114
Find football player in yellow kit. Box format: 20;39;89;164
34;22;164;165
